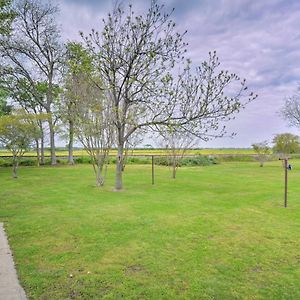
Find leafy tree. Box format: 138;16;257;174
82;1;256;190
0;0;64;165
252;141;271;167
1;76;48;164
0;112;42;177
0;88;11;116
273;133;300;158
0;0;15;35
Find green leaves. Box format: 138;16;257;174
273;133;300;156
0;0;15;35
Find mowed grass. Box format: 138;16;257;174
0;162;300;299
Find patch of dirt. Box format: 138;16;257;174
251;266;262;272
125;264;147;275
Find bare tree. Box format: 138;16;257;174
0;0;64;165
63;42;114;186
82;1;256;190
159;128;195;178
74;98;114;187
252;141;271;167
281;87;300;129
122;130;144;171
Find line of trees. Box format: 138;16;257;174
0;0;256;189
252;133;300;167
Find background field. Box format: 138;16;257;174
1;162;300;299
0;148;256;157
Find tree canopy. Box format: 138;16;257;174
273;133;300;157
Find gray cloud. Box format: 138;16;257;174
55;0;300;147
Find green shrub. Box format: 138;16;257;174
125;156;151;164
19;158;37;166
154;155;218;167
74;157;92;164
154;156;170;166
181;155;218;166
0;158;12;167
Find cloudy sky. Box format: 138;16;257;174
53;0;300;148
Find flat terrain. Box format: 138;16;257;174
0;162;299;299
0;148;255;157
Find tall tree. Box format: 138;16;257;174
273;133;300;158
0;0;15;35
281;87;300;129
82;1;256;190
63;42;114;186
61;42;95;165
0;88;11;115
0;0;64;165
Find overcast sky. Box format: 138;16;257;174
53;0;300;148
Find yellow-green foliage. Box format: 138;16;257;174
0;148;256;157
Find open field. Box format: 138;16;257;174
1;162;300;299
0;148;256;157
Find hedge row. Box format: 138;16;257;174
1;154;299;168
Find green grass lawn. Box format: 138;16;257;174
0;162;299;299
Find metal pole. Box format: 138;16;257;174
152;155;154;185
284;158;288;208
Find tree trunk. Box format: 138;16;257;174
68;120;74;165
48;115;56;165
172;157;177;179
35;139;40;166
115;143;124;190
39;120;45;165
46;78;56;165
12;157;18;179
96;165;104;186
41;134;45;165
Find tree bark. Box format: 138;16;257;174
46;77;56;165
96;165;104;186
48;114;56;165
115;143;124;190
12;157;18;179
172;157;177;179
35;139;40;166
68;120;74;165
40;131;45;165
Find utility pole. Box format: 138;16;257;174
279;157;291;208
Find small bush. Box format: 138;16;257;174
0;158;12;167
74;157;92;164
181;155;218;166
19;158;37;166
154;155;218;167
126;157;151;164
154;156;170;166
